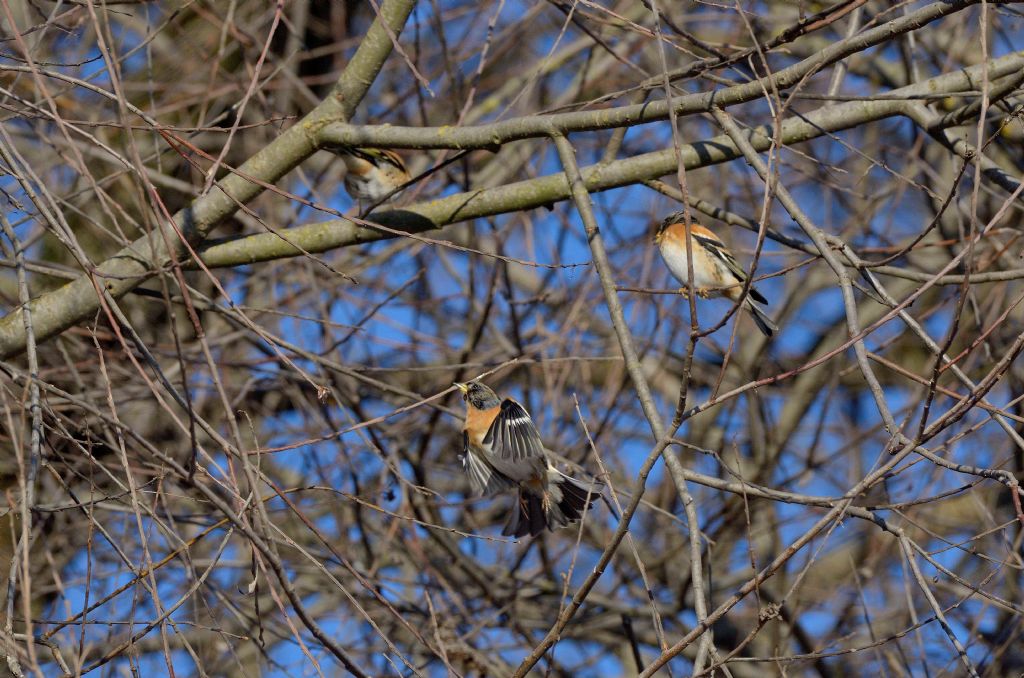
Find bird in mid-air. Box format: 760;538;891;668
454;380;602;538
655;211;778;337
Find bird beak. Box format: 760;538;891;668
453;382;469;394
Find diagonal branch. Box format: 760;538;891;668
0;0;418;361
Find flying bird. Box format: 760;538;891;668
455;380;602;538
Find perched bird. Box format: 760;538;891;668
332;146;410;204
454;381;602;538
655;211;778;337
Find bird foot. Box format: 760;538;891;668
678;287;711;299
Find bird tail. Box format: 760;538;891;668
502;471;603;538
745;299;778;337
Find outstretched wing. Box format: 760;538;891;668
483;399;546;464
461;431;514;496
691;232;768;305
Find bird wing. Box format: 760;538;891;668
334;146;407;172
483;399;546;464
461;430;515;495
691;233;768;305
375;149;408;172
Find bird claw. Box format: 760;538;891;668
696;288;712;299
677;287;690;299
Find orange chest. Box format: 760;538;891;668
463;405;500;447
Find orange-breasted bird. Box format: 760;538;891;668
655;211;778;337
332;146;411;204
454;381;602;538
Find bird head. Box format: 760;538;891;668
454;381;501;409
655;210;688;242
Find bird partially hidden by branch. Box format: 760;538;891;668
331;145;411;207
655;211;778;337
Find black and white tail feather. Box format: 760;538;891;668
745;300;778;337
502;469;600;538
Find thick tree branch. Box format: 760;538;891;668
192;51;1024;272
318;0;1001;150
0;0;418;361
